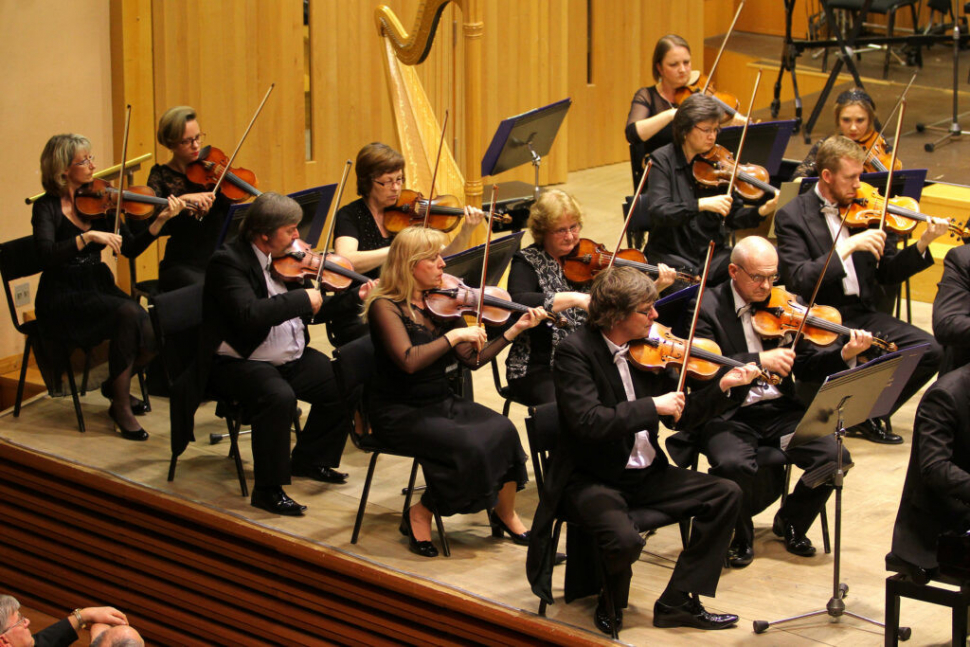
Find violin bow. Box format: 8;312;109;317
676;241;716;394
424;109;449;229
862;72;916;168
314;159;354;285
878;99;906;233
472;185;498;357
607;159;653;271
701;0;745;95
208;83;275;214
112;104;132;238
724;70;762;200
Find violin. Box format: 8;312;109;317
185;145;261;203
858;130;902;174
673;74;741;118
561;238;699;285
424;273;567;327
74;178;195;221
692;144;779;202
383;189;512;235
751;287;897;352
272;239;370;292
628;322;781;385
845;181;970;239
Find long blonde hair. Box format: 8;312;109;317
362;226;448;321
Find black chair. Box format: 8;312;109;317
0;235;88;432
489;358;530;417
149;283;248;497
825;0;922;79
526;402;682;639
332;335;451;556
885;552;966;645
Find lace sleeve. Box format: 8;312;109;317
369;298;453;374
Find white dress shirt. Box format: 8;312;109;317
815;184;860;297
602;332;656;469
730;282;783;406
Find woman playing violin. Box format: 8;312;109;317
146;106;226;292
32;134;183;440
625;34;747;188
644;94;778;288
506;189;676;406
363;226;546;557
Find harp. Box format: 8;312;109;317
375;1;484;243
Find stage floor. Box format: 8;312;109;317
0;163;961;646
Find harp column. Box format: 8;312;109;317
462;0;483;209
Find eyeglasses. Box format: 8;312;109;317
73;155;95;168
635;304;656;316
738;266;779;285
2;612;26;634
550;223;581;238
694;124;722;136
373;176;404;188
179;133;206;147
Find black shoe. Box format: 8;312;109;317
594;593;623;635
250;487;306;516
726;539;754;568
101;382;149;415
291;464;348;484
108;407;148;441
653;596;738;630
554;552;567;566
772;512;816;557
846;418;902;444
488;509;530;545
400;510;438;558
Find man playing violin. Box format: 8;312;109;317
527;266;761;634
673;236;866;567
775;136;945;443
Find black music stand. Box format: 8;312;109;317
754;344;929;637
481;98;571;200
718;120;797;178
215;183;336;249
443;231;525;288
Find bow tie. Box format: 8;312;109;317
613;345;630;365
736;303;752;318
821;204;839;218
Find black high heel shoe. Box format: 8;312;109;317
488;509;530;545
399;510;438;558
108;406;149;442
101;382;149;416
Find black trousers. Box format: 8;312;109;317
208;347;350;488
561;464;740;608
704;398;850;546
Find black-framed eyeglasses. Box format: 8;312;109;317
373;176;405;188
738;265;779;285
179;133;206;147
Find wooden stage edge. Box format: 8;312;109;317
0;434;602;647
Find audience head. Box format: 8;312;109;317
833;87;876;141
362;226;447;318
816;136;865;207
355;142;405;199
652;34;692;85
40;134;93;196
239;192;303;252
0;595;30;647
90;625;143;647
588;266;658;336
729;236;779;303
526;189;584;258
672;94;723;149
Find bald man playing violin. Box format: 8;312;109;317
672;235;867;568
775;136;945;444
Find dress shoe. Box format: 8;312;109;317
846;418;902;444
772;512;816;557
108;407;149;442
250;487;306;516
653;596;738;630
291;464;348;484
399;511;438;558
101;382;149;415
488;509;530;545
593;593;622;635
726;539;754;568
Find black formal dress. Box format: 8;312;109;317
32;618;77;647
527;324;743;609
890;364;970;571
642;143;765;286
366;298;528;516
32;193;158;389
505;243;588;405
145;163;230;292
170;236;349;488
775;189;942;414
676;280;852;547
625;86;676;188
932;243;970;376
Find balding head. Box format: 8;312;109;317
730;236;777;268
729;236;779;304
89;625;143;647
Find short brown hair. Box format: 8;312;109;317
816;135;866;175
238;192;302;242
40;133;91;195
355;142;405;197
652;34;691;83
157;106;197;149
587;266;658;331
526;189;584;243
672;93;723;146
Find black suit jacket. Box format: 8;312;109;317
932;243;970;376
33;619;77;647
775;190;933;311
526;324;743;602
891;364;970;570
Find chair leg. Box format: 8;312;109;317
64;359;85;433
820;503;832;554
168;454;178;482
424;485;450;557
228;414;248;497
402;459;420;516
502;399;511;417
885;575;902;647
351;452;380;544
80;349;92;395
14;340;31;417
136;369;151;413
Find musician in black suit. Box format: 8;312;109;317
775;136;946;443
683;236;864;567
527;266;761;634
889;363;970;573
932;243;970;376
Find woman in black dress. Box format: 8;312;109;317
32;134;183;439
506;189;675;405
363;226;546;558
146;106;226;292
